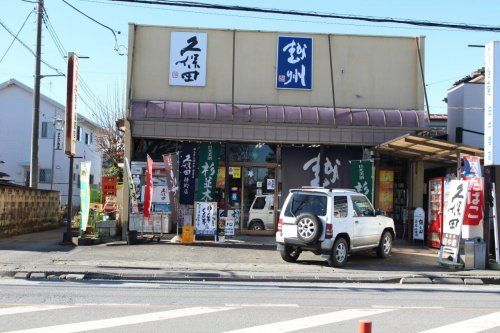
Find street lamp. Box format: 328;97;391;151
50;117;64;191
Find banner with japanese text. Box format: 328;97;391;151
442;180;469;262
194;201;217;236
461;155;484;239
377;170;394;216
196;142;221;202
276;36;313;90
163;153;179;225
350;160;374;204
143;155;153;218
169;32;207;86
124;158;139;214
79;161;91;231
179;142;197;205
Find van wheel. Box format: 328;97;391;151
249;220;265;231
280;245;301;262
296;213;322;244
328;237;348;268
377;231;393;258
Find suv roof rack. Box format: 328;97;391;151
301;186;326;189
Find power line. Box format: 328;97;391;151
62;0;125;55
0;9;33;64
110;0;500;33
0;18;63;74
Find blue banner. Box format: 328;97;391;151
276;36;313;90
179;142;197;204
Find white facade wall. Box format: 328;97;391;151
0;80;102;205
447;83;484;147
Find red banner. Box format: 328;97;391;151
462;176;484;226
143;155;153;218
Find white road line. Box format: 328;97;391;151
5;306;235;333
0;305;72;316
225;303;299;308
417;311;500;333
223;308;393;333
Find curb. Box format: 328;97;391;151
2;270;500;285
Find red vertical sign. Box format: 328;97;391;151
143;155;153;218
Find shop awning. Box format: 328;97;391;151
130;101;429;128
374;134;483;163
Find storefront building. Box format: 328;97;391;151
123;24;429;238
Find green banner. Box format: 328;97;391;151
196;142;221;202
350;160;374;204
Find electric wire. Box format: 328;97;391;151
0;9;33;64
110;0;500;33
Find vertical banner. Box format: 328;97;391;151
194;201;217;236
484;41;500;166
196;142;221;202
163;153;179;225
169;32;207;86
143;155;153;218
441;180;469;262
65;52;78;156
350;160;374;203
276;36;313;90
79;161;91;231
413;207;425;241
461;155;484;239
124;158;139;214
179;142;197;205
377;170;394;215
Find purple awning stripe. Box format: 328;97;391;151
130;101;429;128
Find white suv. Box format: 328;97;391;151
276;188;395;267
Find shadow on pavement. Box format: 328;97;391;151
0;227;73;253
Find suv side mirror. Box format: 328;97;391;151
375;208;382;216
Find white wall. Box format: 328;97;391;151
0;82;102;205
447;82;484;147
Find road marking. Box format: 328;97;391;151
223;308;393;333
225;303;299;308
0;305;72;316
5;306;235;333
372;305;444;310
417;311;500;333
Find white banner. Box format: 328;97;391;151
80;161;91;231
413;207;425;241
484;41;500;166
169;32;207;86
441;180;469;262
55;130;63;150
194;201;217;236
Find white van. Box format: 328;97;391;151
247;194;275;230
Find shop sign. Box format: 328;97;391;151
169;31;207;87
79;161;91;231
463;176;484;226
194;201;217;236
413;207;425;241
196;143;221;202
442;180;469;262
276;36;313;90
267;178;275;190
485;41;500;166
65;52;78;156
55;130;63;150
179;142;197;205
163;153;179;225
143;155;153;218
229;166;241;179
350;160;374;204
462;155;482;178
225;216;235;236
377;170;394;215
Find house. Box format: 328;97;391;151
0;78;102;205
446;68;484;147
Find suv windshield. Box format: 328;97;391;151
351;195;374;217
284;193;327;217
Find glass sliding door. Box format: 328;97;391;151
242;167;276;233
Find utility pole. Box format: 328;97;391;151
29;0;44;188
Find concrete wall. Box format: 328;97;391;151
128;25;424;110
0;185;60;238
447;82;484;147
0;81;103;204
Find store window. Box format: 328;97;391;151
227;143;277;164
132;139;178;160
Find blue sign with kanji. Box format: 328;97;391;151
276;36;313;90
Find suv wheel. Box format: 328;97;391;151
296;213;322;244
249;220;265;231
280;245;301;262
328;237;348;268
377;230;393;258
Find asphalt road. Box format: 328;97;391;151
0;279;499;332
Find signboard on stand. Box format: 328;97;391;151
194;201;217;236
440;180;469;263
413;207;425;241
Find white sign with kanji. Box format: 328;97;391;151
441;180;469;262
169;32;207;87
413;207;425;241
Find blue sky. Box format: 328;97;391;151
1;0;499;118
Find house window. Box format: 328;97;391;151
77;126;83;141
39;169;52;183
85;133;90;145
89;174;94;185
41;122;55;139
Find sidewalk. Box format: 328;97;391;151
1;228;500;285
